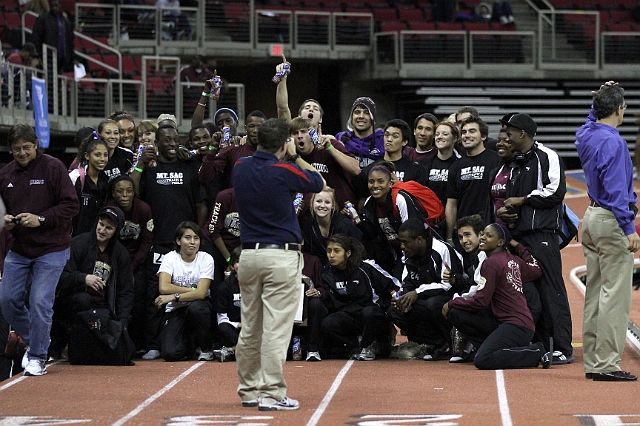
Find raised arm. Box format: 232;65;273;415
275;55;292;122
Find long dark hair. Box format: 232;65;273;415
77;132;109;166
327;234;364;271
173;221;203;253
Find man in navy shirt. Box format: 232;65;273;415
232;119;324;410
576;81;639;382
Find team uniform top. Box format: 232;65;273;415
448;243;541;332
446;149;500;220
232;150;324;245
104;146;134;182
420;152;460;209
203;187;240;251
198;143;257;189
139;158;205;245
104;197;154;271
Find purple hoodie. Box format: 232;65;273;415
335;128;385;168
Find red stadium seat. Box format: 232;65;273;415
398;8;423;23
408;21;436;31
373;8;397;22
465;22;491;31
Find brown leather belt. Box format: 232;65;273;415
241;243;302;251
589;200;602;208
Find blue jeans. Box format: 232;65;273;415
0;248;70;361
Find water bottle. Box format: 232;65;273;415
292;336;302;361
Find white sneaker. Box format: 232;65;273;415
213;346;235;362
258;396;299;411
198;351;215;361
21;346;30;369
24;359;47;376
142;349;160;360
306;351;321;362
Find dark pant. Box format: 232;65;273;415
321;305;389;350
307;297;329;352
145;244;174;351
521;232;572;356
129;266;148;352
51;291;98;355
218;321;240;348
388;295;452;346
160;299;214;361
448;306;500;348
474;323;543;370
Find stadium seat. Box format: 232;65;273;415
373;8;397;22
465;22;491;31
4;11;20;28
398;8;423;23
610;10;632;22
408;21;436;31
436;22;464;31
380;21;407;33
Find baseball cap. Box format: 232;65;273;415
97;206;125;231
21;42;38;58
499;113;537;136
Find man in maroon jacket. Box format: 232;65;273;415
0;124;79;376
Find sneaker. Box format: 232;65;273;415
500;15;509;25
551;351;574;365
24;359;47;376
541;351;552;369
356;346;375;361
142;350;160;360
213;346;235;362
241;398;259;407
22;346;30;369
306;351;321;362
258;396;300;411
198;351;215;361
423;345;451;361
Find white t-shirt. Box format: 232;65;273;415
157;250;214;312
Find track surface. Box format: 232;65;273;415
1;170;639;426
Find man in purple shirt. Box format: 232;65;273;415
575;81;640;382
0;124;79;376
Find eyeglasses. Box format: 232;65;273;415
11;143;36;154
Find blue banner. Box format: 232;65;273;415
31;76;50;149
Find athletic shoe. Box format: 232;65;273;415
214;346;235;362
198;351;215;361
541;351;552;369
242;398;259;407
551;351;574;365
356;345;375;361
22;346;30;369
142;350;160;360
592;370;638;381
306;351;321;362
258;396;300;411
423;345;451;361
24;359;47;376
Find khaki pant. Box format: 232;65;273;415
236;248;302;402
582;206;633;374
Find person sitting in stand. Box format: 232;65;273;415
153;221;215;361
443;223;551;370
51;207;133;361
69;133;110;237
319;234;399;361
213;246;242;362
302;188;362;266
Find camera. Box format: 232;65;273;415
11;217;21;224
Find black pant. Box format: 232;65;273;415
521;232;572;356
51;291;98;355
448;306;500;348
218;321;240;348
321;305;389;350
145;244;174;351
474;323;544;370
388;295;452;346
129;266;148;352
306;297;329;352
160;299;214;361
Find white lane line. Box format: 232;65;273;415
111;361;204;426
306;359;354;426
0;360;61;392
496;370;513;426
